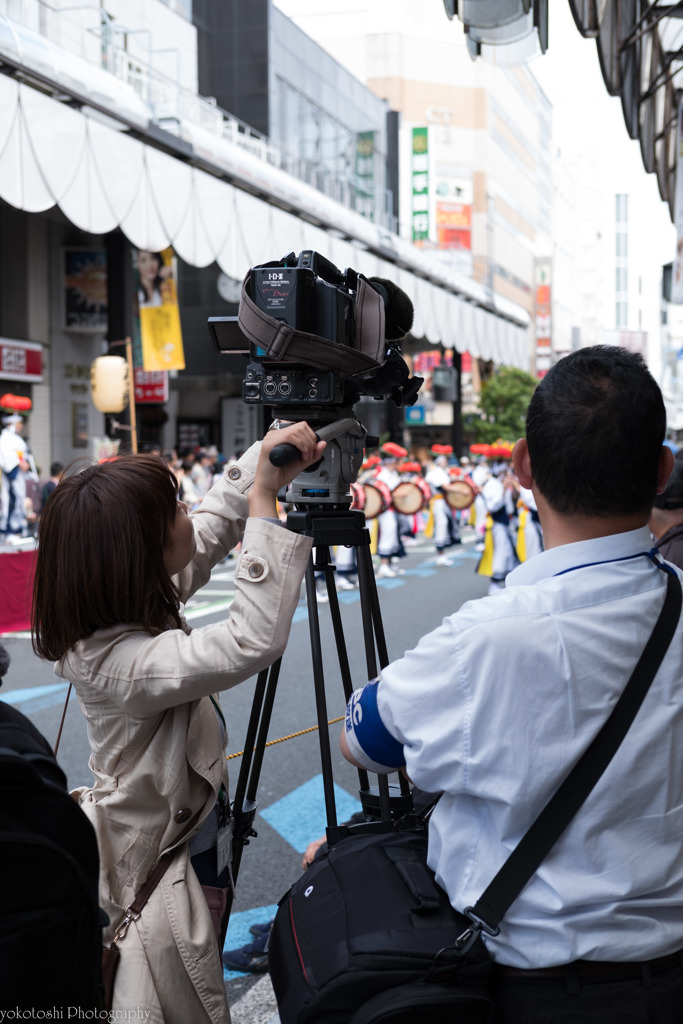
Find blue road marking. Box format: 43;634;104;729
0;682;71;714
223;775;363;974
222;904;278;979
259;773;362;853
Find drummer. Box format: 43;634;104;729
425;444;461;566
476;460;519;594
395;460;426;544
375;442;408;579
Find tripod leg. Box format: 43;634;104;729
230;658;282;891
356;539;390;674
305;553;339;828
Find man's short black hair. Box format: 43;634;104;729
526;346;666;517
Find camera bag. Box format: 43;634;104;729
0;702;104;1009
269;566;682;1024
269;826;494;1024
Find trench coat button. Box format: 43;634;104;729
248;562;264;579
227;467;241;481
174;808;192;823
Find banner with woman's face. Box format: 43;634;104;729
132;247;186;371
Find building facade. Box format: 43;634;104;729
0;0;528;476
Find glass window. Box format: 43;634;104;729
615;194;629;223
302;99;321;163
616;232;628;258
616;267;628;293
320;114;337;176
616;301;628;327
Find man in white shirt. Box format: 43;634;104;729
341;346;683;1022
0;413;29;536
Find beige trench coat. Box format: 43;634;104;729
59;444;312;1022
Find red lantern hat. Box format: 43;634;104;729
398;460;422;474
0;394;32;413
381;442;408;459
431;443;453;456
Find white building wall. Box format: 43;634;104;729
0;0;198;95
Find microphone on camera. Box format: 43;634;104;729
368;278;415;340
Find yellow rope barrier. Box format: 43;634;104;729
226;715;345;760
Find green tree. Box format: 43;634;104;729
469;366;538;444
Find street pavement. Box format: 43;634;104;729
0;524;490;1020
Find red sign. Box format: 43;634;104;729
436;201;472;250
134;369;168;404
0;340;43;382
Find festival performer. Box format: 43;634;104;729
0;413;30;536
476;464;519;594
470;457;491;552
516;484;544;561
424;445;460;566
395;460;428;543
375;442;407;578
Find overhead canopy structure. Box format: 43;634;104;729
446;0;549;64
569;1;679;220
448;1;680;222
0;13;529;369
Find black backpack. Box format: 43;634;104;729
269;827;494;1024
0;702;104;1009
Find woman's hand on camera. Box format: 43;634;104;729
249;422;325;518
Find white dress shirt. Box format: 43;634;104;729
347;527;683;967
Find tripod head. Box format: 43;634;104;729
269;413;379;508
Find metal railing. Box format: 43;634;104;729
1;0;395;231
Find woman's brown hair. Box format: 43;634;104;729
32;454;183;662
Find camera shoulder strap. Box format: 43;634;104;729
238;271;384;374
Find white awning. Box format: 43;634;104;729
0;72;529;368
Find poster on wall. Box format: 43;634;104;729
131;247;185;371
63;249;108;332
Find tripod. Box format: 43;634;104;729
227;504;414;914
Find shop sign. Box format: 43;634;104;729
405;405;426;424
0;339;43;382
134;369;169;404
411;127;430;243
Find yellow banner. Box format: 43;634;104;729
137;248;186;371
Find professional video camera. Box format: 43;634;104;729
209;249;422;410
208;250;423;507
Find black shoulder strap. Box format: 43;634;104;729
467;568;682;936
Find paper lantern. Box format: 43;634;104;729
90;356;129;413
